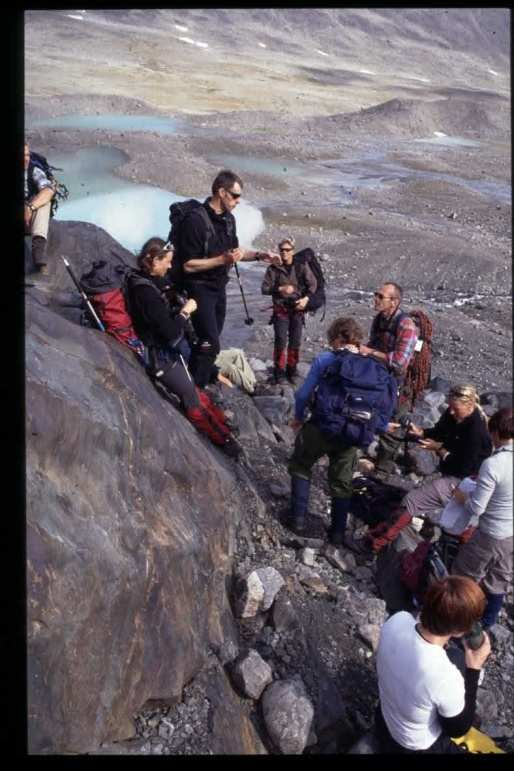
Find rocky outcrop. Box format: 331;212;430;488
26;256;261;753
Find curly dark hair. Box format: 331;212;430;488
327;317;363;346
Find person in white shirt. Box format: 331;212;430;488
376;575;491;753
452;406;513;629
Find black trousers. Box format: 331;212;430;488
374;706;467;754
273;309;303;371
153;352;199;411
185;282;227;388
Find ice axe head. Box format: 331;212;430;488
244;316;254;326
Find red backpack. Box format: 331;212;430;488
80;260;144;358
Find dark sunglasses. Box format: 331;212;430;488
374;291;395;300
226;189;241;200
279;246;293;252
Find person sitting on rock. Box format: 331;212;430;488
355;384;492;555
375;575;491;754
287;317;397;541
127;237;241;459
261;237;317;386
452;406;513;631
24;141;56;275
359;282;419;474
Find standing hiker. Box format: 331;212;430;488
172;170;280;388
127;237;241;458
452;406;513;630
24;141;56;275
286;317;398;541
261;236;317;385
359;282;420;474
375;575;490;754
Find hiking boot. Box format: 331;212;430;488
343;532;373;555
287;475;310;535
273;368;287;385
286;366;300;387
221;437;242;460
288;514;308;536
327;528;345;547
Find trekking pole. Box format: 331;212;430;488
179;354;193;382
233;263;254;325
61;256;105;332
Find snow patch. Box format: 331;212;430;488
402;75;430;83
433;131;446;137
258;42;267;48
174;24;188;32
178;36;208;49
315;49;329;57
359;69;375;75
66;14;84;21
488;69;498;76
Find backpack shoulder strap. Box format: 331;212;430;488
195;205;217;258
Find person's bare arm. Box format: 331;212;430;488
183;251;236;274
241;248;281;264
26;186;55;211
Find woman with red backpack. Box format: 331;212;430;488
127;237;241;459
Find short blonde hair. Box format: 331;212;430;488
278;236;295;250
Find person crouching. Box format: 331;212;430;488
261;237;317;385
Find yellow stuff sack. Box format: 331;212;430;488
452;726;505;754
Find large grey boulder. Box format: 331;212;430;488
230;649;273;700
234;566;285;618
261;677;314;754
253;395;293;425
26;230;259;754
405;446;439;476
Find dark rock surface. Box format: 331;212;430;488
26;253;263;752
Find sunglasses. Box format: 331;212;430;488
225;189;241;200
279;246;293;252
374;292;396;300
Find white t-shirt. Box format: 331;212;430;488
376;611;465;750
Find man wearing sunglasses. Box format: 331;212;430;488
174;170;279;388
359;282;418;474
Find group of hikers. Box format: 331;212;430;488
26;148;512;754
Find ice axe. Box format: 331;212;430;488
233;262;254;325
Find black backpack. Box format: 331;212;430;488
167;199;228;286
293;247;326;319
29;151;69;217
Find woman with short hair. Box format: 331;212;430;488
452;406;513;629
376;575;491;753
261;237;317;385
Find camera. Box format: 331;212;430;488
282;292;301;309
464;621;485;651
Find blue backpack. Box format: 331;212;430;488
311;350;397;447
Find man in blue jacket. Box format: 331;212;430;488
287;316;398;542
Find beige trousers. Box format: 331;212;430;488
29;201;52;240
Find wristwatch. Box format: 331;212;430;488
28;203;36;212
